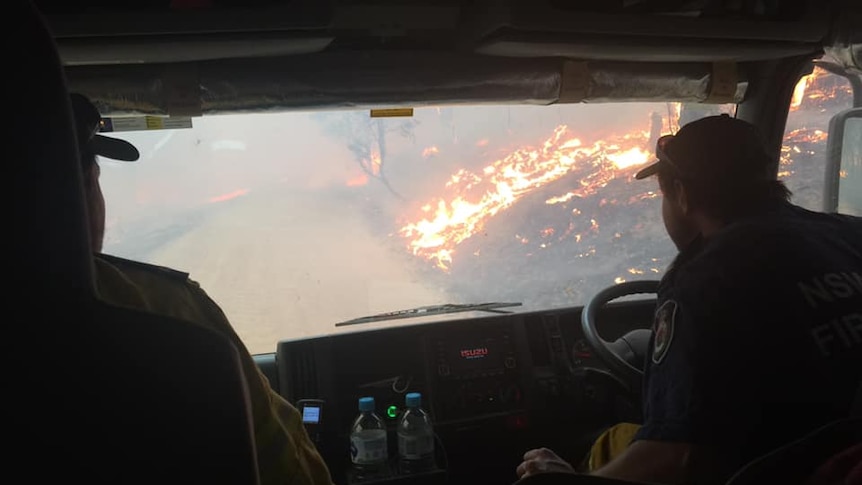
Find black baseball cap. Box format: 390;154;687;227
635;114;774;182
70;92;140;162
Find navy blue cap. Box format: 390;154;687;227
636;114;774;182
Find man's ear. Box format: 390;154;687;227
673;179;689;215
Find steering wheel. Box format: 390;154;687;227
581;280;660;384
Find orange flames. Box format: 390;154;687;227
790;65;853;112
344;147;384;187
399;125;654;270
346;174;369;187
422;146;440;158
209;188;248;203
370;150;382;175
790;74;810;110
779;128;829;177
780;65;849;178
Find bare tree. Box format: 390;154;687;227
314;110;418;199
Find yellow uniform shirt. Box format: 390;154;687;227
94;254;334;485
585;423;641;472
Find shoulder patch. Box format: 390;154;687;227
652;300;677;364
97;253;190;282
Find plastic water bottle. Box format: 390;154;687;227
350;397;388;477
397;392;435;474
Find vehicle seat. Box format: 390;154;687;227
9;1;259;483
512;417;861;485
725;417;862;485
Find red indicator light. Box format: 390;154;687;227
507;414;528;430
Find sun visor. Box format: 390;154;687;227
65;53;748;117
559;60;745;104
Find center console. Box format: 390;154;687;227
429;327;524;423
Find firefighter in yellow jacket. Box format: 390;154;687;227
71;92;334;485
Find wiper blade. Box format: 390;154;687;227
335;302;523;327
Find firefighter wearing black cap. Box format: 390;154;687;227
70;93;335;485
517;115;862;485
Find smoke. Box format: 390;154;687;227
312;111;420;199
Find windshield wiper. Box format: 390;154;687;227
335;302;523;327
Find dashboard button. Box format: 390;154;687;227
504;357;516;369
438;364;450;376
550;337;564;352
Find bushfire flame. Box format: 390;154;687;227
607;146;652;170
399;125;653;270
422;146;440;158
790;76;809;110
346;174;369;187
779;65;852;181
790;65;853;112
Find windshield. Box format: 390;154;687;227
101;102;733;353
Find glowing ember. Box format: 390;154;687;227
545;193;578;205
780;128;829;169
422;146;440;158
370;150;382;175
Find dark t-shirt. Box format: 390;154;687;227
634;202;862;471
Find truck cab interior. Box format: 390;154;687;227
10;0;861;484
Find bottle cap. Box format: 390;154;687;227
359;396;375;412
405;392;421;408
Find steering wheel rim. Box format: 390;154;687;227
581;280;660;383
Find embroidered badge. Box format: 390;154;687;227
652;300;677;364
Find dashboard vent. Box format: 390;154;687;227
286;343;319;400
524;315;552;367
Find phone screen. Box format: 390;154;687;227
302;405;321;424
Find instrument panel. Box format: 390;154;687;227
275;301;652;485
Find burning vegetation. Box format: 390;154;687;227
399;125;658;271
780;65;854;209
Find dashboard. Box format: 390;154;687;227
273;300;653;485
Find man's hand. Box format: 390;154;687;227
516;448;577;479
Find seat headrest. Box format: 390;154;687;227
13;0;94;297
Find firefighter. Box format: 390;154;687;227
518;115;862;484
71;93;334;485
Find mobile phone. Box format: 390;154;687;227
296;399;325;443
